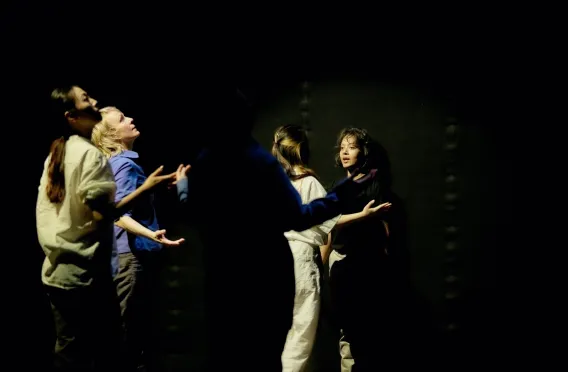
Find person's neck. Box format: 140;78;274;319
77;128;92;141
347;170;365;180
293;166;306;176
123;142;134;151
72;118;98;140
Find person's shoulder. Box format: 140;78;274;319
356;169;381;187
109;153;135;167
301;175;329;196
301;175;322;187
66;136;105;165
247;139;279;167
66;135;96;154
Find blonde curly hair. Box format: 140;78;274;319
91;106;127;158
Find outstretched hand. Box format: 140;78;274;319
169;164;191;187
142;166;176;191
361;199;392;218
151;229;185;247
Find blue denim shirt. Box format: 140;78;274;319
109;150;162;254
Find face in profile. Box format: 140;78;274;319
71;86;98;112
101;107;140;146
66;86;102;135
339;135;361;169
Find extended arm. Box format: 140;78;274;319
335;200;392;229
269;161;348;232
113;165;175;219
116;216;184;247
79;150;174;221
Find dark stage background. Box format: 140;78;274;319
3;6;508;371
19;74;503;370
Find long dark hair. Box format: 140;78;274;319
46;86;77;203
272;124;318;181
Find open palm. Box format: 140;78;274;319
151;229;185;247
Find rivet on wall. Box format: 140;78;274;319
300;81;311;132
445;241;458;251
443;116;461;335
169;265;181;273
166;325;179;332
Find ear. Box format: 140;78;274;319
64;110;77;123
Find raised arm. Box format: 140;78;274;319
335;200;392;229
109;160;183;246
78;150;173;221
113;166;175;219
268;160;347;232
287;177;341;244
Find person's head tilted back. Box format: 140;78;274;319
46;85;101;203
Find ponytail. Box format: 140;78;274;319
46;85;76;204
46;137;67;203
272;124;319;181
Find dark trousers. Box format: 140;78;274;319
45;278;123;372
330;254;403;371
115;251;162;372
203;253;296;372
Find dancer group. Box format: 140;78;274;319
37;85;402;372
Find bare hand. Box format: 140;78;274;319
151;229;185;247
142;166;176;191
170;163;191;187
361;200;392;217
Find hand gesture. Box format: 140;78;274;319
170;164;191;187
361;199;392;218
141;166;176;191
151;229;185;247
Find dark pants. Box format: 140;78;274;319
203;248;296;372
330;253;403;371
45;279;123;372
115;251;162;372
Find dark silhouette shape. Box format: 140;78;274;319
176;88;371;371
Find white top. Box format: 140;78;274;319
284;175;340;246
36;135;118;289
